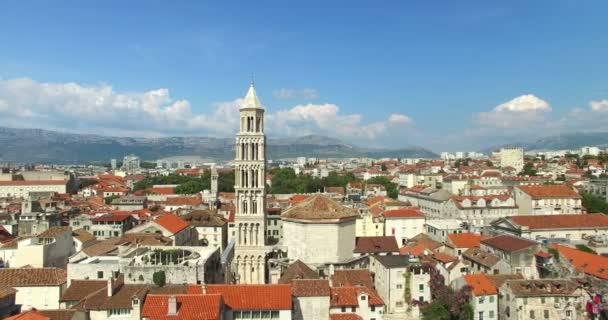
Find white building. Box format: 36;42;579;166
370;255;430;317
0;267;66;310
491;213;608;241
282;195;358;265
499;279;584;320
498;147;524;172
456;274;498;320
0;180;68;198
581;146;601;156
514;184;582;215
383;208;425;246
292;279;330;320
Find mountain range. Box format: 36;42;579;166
0;127;438;164
485;132;608;153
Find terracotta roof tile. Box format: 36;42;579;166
154;213;189;234
354;236;399;254
383;208;424;218
0;284;17;299
206;285;292;310
464;274;497;296
517;185;580;199
165;196;202;206
278;260;319;284
551;244;608;280
331;270;373;289
282;195;358;221
509;214;608;230
38;226;71;238
39;309;79;320
447;233;484;248
292;279;331;297
142;294;222;320
5;310;50;320
61;280;107;302
481;234;538;253
329;286;384;307
0;268;66;286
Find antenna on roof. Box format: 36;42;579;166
250;73;255;86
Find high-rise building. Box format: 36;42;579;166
110;159;117;170
121;154;140;173
232;82;269;284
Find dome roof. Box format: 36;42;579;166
281;195;358;221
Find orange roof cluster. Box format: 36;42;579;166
447;233;484;248
165;196;202;206
550;244;608;280
206;285;292;310
330;314;363;320
464;274;498;296
142;294;222;320
153;213;189;234
329;286;384;307
5;310;50;320
517;184;580;199
509;214;608;230
383;208;424;218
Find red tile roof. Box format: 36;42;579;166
153;213;189;234
464;274;497;296
354;236;399;254
329;286;384;307
5;310;50;320
330;270;374;289
447;233;484;248
550;244;608;280
92;213;131;222
206;285;292;310
517;185;580;199
481;234;538;253
141;294;222;320
509;214;608;230
432;252;458;264
383;208;424;218
165;196;202;206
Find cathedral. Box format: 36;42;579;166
231;82;270;284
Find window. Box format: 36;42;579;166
543;310;549;319
341;307;346;312
270;311;279;318
479;311;484;320
97;271;104;279
419;284;424;291
108;309;131;317
489;295;495;303
371;306;375;311
523;297;528;305
530;310;535;319
361;295;366;301
489;311;495;318
419;296;424;302
541;297;545;304
351;307;356;312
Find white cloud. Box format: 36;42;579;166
474;94;551;129
388;114;412;123
273;88;318;100
590;99;608;112
0;77;411;142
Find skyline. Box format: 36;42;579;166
1;1;608;151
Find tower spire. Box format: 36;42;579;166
242;79;263;109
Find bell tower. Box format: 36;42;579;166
232;81;269;284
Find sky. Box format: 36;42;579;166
0;1;607;152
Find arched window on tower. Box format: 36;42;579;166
242;200;247;214
252;199;257;214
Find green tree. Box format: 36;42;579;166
104;194;120;204
581;192;608;214
366;176;399;199
152;270;166;287
575;244;597;254
519;162;537;176
140;161;157;169
381;164;388;172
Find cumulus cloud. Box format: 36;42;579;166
273;88;318;100
388;114;412;123
590;99;608;112
474;94;551;129
0;77;412;141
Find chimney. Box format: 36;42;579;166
167;295;177;315
203;284;208;294
329;264;335;276
107;277;114;297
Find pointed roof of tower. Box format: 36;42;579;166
241;82;264;109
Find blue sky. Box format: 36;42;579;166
0;1;607;151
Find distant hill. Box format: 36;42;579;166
0;127;437;164
484;132;608;153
